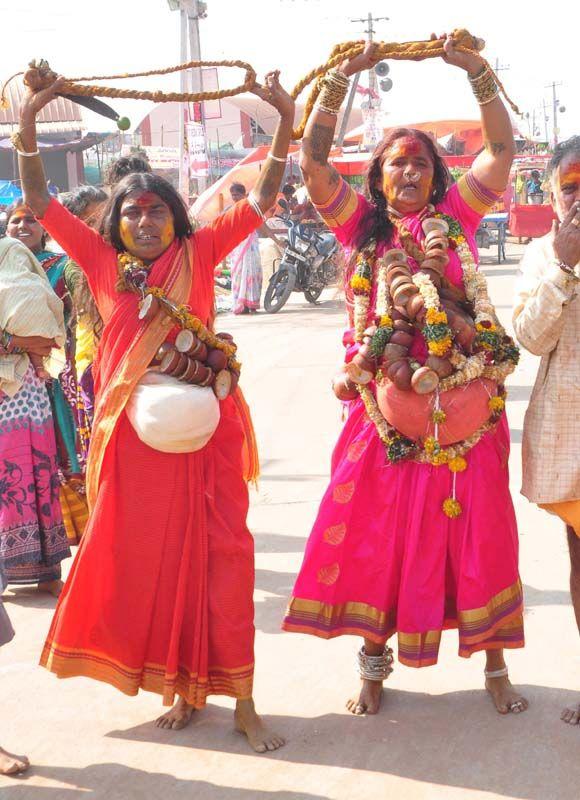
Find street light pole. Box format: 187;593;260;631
167;0;208;198
336;11;389;148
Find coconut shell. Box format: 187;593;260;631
345;361;374;385
383;248;408;266
386;359;412;390
206;348;228;372
152;342;174;365
138;293;161;321
411;366;439;394
214;369;233;400
382;343;408;364
422;217;449;236
393;319;414;334
390;329;414;348
176;330;208;362
181;358;201;383
332;372;359;401
425;355;454;378
160;349;182;375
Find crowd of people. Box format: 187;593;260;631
0;33;578;777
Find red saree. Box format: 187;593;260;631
38;198;261;706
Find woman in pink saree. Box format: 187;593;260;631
284;34;528;717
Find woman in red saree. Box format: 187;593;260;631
17;66;294;752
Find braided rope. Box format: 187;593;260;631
0;29;520;139
63;59;256;103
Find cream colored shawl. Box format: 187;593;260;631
0;237;65;396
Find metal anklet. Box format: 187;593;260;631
357;645;394;681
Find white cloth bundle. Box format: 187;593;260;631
126;370;220;453
0;237;65;396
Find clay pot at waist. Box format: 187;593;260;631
376;377;497;446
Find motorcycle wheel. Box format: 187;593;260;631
264;268;296;313
304;285;324;304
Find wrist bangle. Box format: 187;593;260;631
267;153;287;163
468;66;499;106
10;130;39;156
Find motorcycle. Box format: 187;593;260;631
263;218;339;313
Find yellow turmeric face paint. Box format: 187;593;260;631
559;162;580;190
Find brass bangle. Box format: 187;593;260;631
10;130;39;155
316;69;350;115
468;67;499;105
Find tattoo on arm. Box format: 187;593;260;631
485;141;507;156
304;123;334;165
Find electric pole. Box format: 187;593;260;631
545;81;563;146
336;12;389;147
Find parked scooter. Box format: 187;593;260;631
264;218;338;313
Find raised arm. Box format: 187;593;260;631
13;65;67;216
250;71;296;214
435;32;515;192
299;44;380;205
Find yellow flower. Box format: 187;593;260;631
351;275;371;293
443;497;462;518
428;338;452;356
431;409;447;424
476;322;496;333
448;455;467;473
380;315;393;328
424;436;440;455
488;395;505;413
431;451;449;466
426;309;448;325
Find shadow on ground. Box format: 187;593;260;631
100;686;580;800
2;767;329;800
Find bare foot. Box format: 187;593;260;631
561;702;580;725
485;675;528;715
37;579;63;597
234;699;285;753
346;678;383;715
0;746;30;776
155;697;195;730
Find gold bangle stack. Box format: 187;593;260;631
315;68;350;115
468;65;499;106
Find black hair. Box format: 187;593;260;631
60;185;108;218
281;184;295;197
546;135;580;182
104;155;152;187
230;182;246;195
5;200;47;249
98;172;193;250
355;127;452;249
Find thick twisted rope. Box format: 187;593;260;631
0;29;520;140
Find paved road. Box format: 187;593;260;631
1;241;579;799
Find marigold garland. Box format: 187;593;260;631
351;209;520;519
116;251;241;371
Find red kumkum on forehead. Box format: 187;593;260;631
131;192;159;207
388;137;423;157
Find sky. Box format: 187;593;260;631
1;0;576;142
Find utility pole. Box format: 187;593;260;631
545;81;563;146
542;98;549;143
167;0;208;198
336;12;388;148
